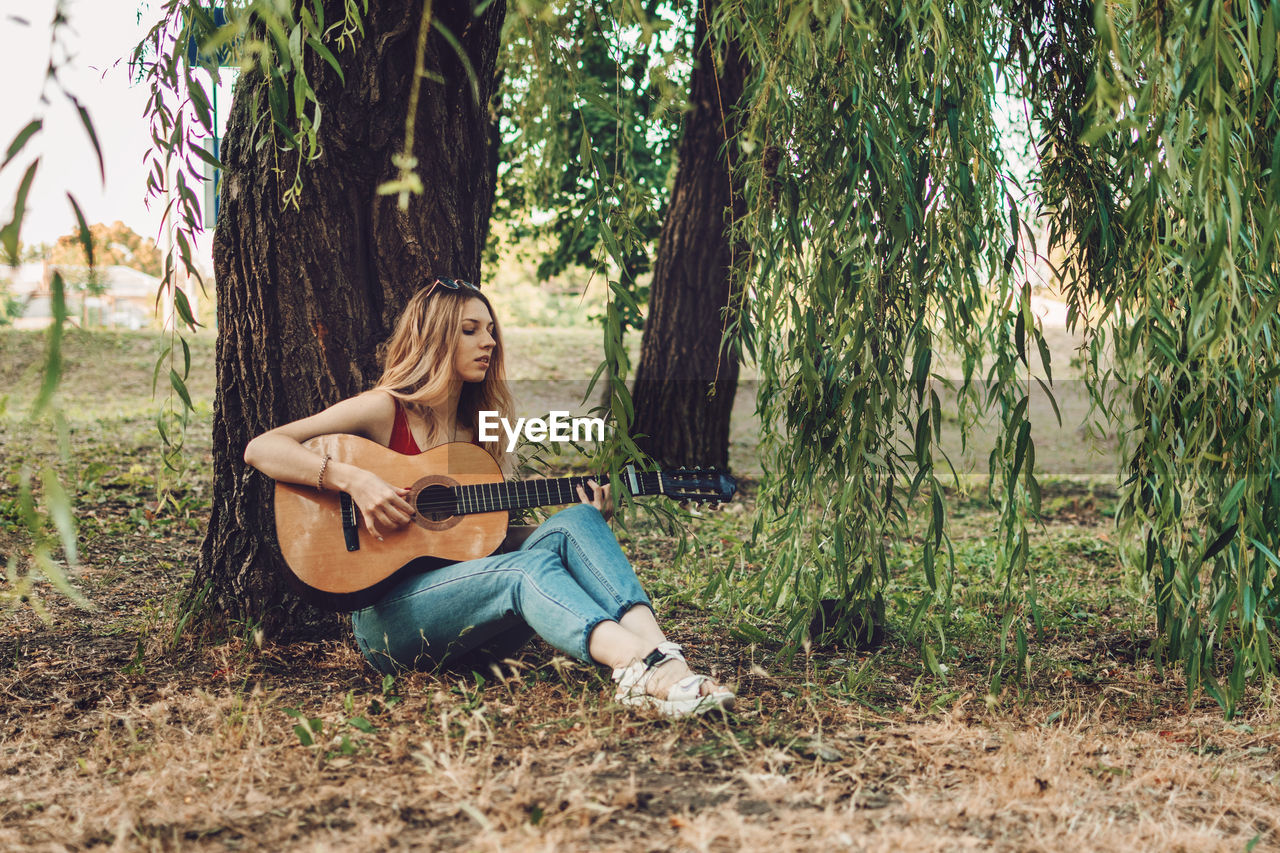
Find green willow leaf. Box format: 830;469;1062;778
32;272;66;416
66;192;94;268
306;35;344;83
40;469;78;568
2;118;41;169
0;158;38;258
169;369;194;411
66;94;104;183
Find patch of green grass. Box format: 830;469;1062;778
0;328;217;423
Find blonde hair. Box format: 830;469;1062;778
374;285;514;471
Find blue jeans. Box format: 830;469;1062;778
351;504;653;674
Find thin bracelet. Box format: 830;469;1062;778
316;453;331;491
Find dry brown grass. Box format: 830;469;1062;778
2;581;1277;852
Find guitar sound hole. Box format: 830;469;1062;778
417;484;457;522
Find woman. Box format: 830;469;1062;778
244;278;734;717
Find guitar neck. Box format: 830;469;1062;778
451;468;660;515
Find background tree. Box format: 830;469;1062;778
0;240;50;267
629;0;747;470
500;1;746;469
172;0;508;632
49;221;163;277
494;3;688;330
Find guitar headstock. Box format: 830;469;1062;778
658;468;738;504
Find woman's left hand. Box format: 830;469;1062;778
576;479;613;521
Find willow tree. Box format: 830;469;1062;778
629;0;748;470
727;0;1024;660
113;0;1280;709
1017;0;1280;712
493;3;684;322
715;0;1280;709
499;2;747;469
137;0;507;631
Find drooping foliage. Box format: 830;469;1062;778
1016;0;1280;713
722;1;1038;669
712;0;1280;711
131;0;368;472
0;5;101;614
498;0;700;494
496;2;692;328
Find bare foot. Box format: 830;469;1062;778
644;658;728;699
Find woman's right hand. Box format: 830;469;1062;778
244;392;417;541
336;463;416;540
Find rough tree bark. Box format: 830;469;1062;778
629;0;748;471
194;0;505;634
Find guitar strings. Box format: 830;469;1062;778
408;472;683;514
412;475;629;513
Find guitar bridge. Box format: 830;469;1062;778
339;493;360;552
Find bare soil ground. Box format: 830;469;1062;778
1;328;1277;852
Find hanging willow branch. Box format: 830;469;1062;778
1024;0;1280;714
722;0;1279;710
723;0;1042;667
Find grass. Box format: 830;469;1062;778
0;327;1278;851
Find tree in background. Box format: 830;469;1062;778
49;221;162;277
0;240;49;267
156;0;508;632
495;3;688;330
629;0;747;470
500;1;747;469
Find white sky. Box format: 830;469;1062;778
0;0;233;251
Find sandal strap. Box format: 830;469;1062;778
656;641;685;660
613;645;681;689
640;647;673;670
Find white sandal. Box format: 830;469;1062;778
612;644;735;717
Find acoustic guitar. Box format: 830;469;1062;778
273;435;738;611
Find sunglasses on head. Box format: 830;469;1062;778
424;276;481;299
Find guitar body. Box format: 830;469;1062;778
272;435;736;611
274;436;508;610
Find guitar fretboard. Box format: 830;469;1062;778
417;470;666;516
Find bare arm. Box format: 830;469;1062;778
243;391;416;539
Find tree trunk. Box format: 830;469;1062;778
194;0;505;635
630;0;748;471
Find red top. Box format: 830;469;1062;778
388;400;422;455
388;399;485;454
